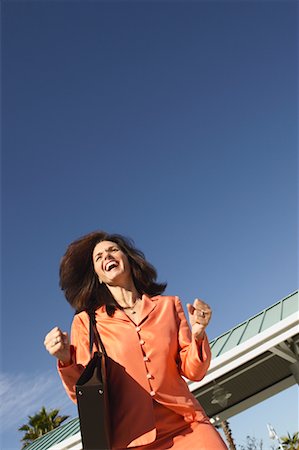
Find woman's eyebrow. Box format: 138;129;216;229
94;246;118;259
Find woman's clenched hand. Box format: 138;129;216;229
44;326;71;366
187;298;212;341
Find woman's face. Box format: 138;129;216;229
92;240;132;286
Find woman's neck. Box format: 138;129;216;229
106;283;140;308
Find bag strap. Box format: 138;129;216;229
88;310;107;357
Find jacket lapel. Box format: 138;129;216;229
138;294;157;325
96;294;157;325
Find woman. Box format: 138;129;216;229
44;231;227;450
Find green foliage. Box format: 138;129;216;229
18;406;69;449
281;432;299;450
237;431;299;450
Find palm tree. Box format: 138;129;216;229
19;406;69;448
281;432;299;450
221;420;237;450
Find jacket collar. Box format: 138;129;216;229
138;294;157;325
98;294;158;325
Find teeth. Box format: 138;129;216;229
106;262;117;271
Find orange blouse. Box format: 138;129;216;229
58;295;211;448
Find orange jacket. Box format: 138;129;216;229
58;295;211;448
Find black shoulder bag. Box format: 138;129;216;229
75;311;111;450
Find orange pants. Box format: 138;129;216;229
115;401;228;449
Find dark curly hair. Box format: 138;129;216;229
59;231;167;315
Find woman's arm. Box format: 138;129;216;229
175;296;212;381
57;313;91;403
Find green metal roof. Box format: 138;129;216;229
24;290;298;450
24;417;80;450
209;290;298;358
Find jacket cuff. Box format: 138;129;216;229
192;332;210;363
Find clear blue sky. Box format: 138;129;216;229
1;1;298;449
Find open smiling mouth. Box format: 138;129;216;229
105;261;118;272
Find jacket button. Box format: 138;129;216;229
139;339;145;345
150;391;156;396
143;356;149;361
135;326;141;332
146;373;153;379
